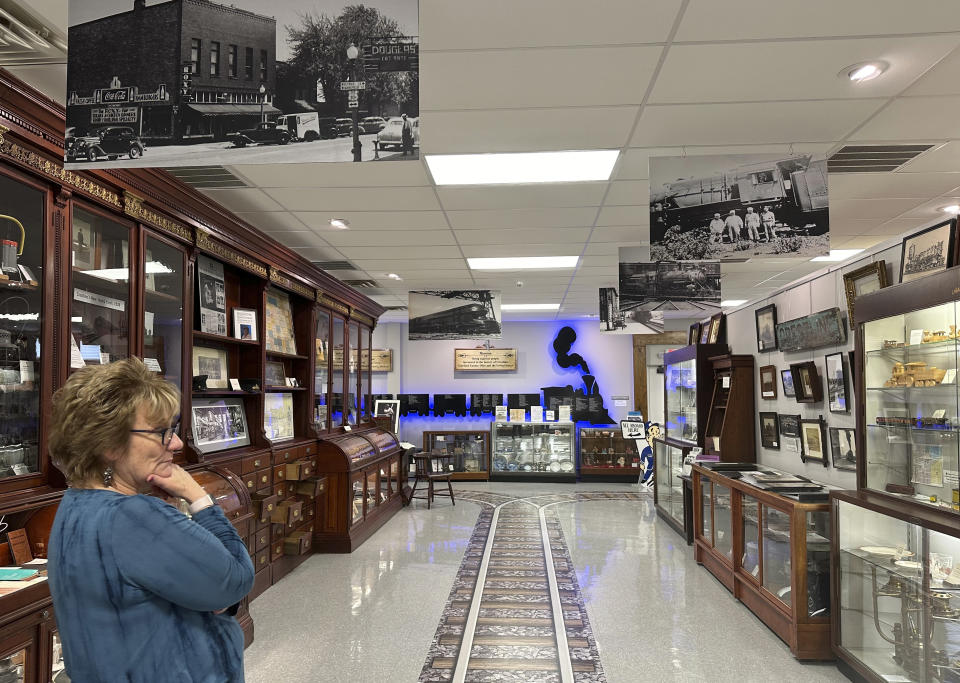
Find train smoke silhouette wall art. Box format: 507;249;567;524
542;326;614;424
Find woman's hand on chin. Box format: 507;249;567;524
147;464;207;503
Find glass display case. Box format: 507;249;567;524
653;438;690;540
314;311;329;431
663;343;727;448
490;422;575;481
422;431;490;480
331;317;345;426
833;491;960;683
859;288;960;514
142;234;185;393
693;463;834;659
579;427;642;480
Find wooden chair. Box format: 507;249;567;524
409;452;455;510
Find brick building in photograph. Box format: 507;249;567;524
67;0;277;143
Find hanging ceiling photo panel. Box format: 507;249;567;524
408;290;502;340
65;0;419;168
649;153;830;261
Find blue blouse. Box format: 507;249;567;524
48;488;255;683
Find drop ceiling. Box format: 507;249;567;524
10;0;960;322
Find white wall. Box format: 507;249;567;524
371;320;635;447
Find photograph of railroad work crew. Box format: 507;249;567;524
408;290;502;341
614;248;721;334
649;153;830;261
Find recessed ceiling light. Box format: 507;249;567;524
468;256;579;270
425;150;619;185
720;300;747;307
501;303;561;311
810;249;865;262
329;218;350;229
841;60;889;83
941;205;960;215
385;273;403;280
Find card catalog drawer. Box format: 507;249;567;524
242;454;268;475
283;531;312;556
270;500;302;526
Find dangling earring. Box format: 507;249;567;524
102;467;114;487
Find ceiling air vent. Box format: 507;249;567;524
341;279;378;288
164;166;249;189
828;145;934;173
313;260;358;271
0;1;67;66
384;306;407;311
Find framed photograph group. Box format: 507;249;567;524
191;398;250;454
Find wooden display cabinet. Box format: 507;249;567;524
702;354;756;461
579;427;643;481
652;438;692;542
692;464;833;660
663;343;728;448
422;430;490;480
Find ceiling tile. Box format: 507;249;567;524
229;161;432;188
446;207;598;230
850;96;960;140
454;227;590;245
421;107;639;154
830;198;928;222
590;226;645;243
829;234;888;249
676;0;960;40
897;142;960;172
338;245;463;260
233;211;307;231
422;46;661;109
437;184;606;211
583;241;647;256
904;47;960;97
262;187;441;212
652;37;958;103
604;181;648;206
294;211;449;230
596;206;650;226
323;230;457;247
632;99;884;146
419;0;682;50
460;244;584;258
201;188;285;213
895;196;960;220
868;217;935;235
3;64;65;105
288;246;344;261
829;172;960;199
262;231;326;249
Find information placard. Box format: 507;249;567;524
454;348;518;371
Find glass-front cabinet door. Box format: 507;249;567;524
363;327;372;421
71;206;132;364
314;311;329;431
350;472;364;525
141;233;184;394
805;509;830;618
424;432;489;476
762;506;792;610
347;323;359;426
713;482;733;561
665;356;698;444
0;630;31;683
742;495;760;579
331;317;344;426
700;477;712;546
861;300;960;510
0;173;44;481
490;422;575;475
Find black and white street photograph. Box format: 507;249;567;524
408;290;502;340
649;153;830;261
191;398;250;452
66;0;419;168
614;247;720;334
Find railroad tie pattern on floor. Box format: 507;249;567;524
420;491;646;683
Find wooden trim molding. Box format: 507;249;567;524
269;266;314;300
320;293;350;316
351;311;374;327
124;191;192;243
194;228;267;278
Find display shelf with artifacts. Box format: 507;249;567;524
831;490;960;683
314;310;331;434
854;268;960;516
653;438;692;543
422;431;490;480
141;231;188;398
263;285;315;444
490;422;576;481
313;428;404;552
579;427;643;481
702;354;756;461
692;463;834;660
663;343;728;448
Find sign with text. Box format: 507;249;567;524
363;38;419;73
454;348;518;372
91;107;138;124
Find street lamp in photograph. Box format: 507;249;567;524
258;83;266;122
346;42;361;162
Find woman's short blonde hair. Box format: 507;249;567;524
49;358;180;486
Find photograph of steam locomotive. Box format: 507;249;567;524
408;290;502;340
612;254;721;334
649;153;830;261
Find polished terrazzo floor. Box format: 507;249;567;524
244;482;848;682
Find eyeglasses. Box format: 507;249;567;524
130;419;181;447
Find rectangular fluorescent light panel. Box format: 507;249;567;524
810;249;865;262
426;150;619;185
720;300;747;307
501;303;561;311
468;256;579;270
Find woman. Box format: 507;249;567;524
47;358;254;682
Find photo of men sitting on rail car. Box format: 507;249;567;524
408;290;502;340
606;249;721;335
649;153;830;261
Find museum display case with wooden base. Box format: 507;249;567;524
663;343;730;450
653;437;692;543
579;427;644;481
692;463;833;660
422;431;490;480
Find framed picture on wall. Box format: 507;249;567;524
265;360;285;387
759;412;780;449
755;304;778;352
708;313;724;344
780;368;796;398
191;397;250;454
688;322;700;346
829;427;857;471
374;399;400;435
778;414;801;439
192;346;228;390
790;361;823;404
842;261;887;330
825;352;849;413
900;219;956;284
759;365;777;399
800;418;828;466
699;320;712;345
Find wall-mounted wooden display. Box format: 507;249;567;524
789;361;823;404
775;307;847;352
454;348;518;371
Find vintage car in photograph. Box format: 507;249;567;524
66;126;146;162
275;113;338;141
376;116;420;150
226;121;291;147
360;116;387;133
334;118;354;137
